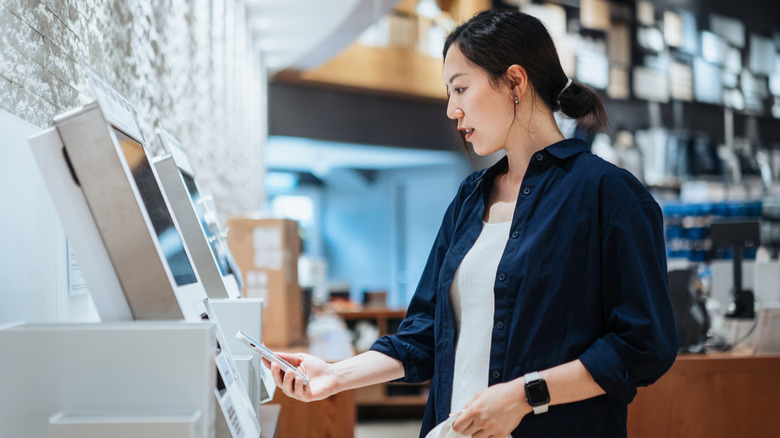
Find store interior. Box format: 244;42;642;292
1;0;780;437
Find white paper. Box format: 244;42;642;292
754;306;780;355
259;364;277;403
66;242;89;296
82;63;144;141
159;126;195;176
252;227;283;269
245;270;269;305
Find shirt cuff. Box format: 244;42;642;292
579;337;637;404
370;335;433;383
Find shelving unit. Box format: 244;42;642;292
275;44;448;101
335;308;431;411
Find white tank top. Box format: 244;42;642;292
449;220;511;413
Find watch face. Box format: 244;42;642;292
525;379;551;406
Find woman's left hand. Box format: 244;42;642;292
451;379;531;438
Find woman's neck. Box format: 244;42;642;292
503;105;565;184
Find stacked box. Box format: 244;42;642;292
227;218;304;347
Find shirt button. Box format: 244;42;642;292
492;370;501;379
523;187;531;195
511;230;519;238
535;153;544;161
496;321;504;329
498;273;506;281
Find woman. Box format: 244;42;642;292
269;9;679;438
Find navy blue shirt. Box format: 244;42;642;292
371;138;679;437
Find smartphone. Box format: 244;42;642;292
234;330;310;385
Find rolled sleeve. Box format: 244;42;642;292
371;306;436;383
580;199;679;404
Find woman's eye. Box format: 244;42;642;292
454;88;465;94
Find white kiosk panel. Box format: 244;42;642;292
0;322;215;438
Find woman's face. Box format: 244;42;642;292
444;44;516;156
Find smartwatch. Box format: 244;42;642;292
524;371;550;414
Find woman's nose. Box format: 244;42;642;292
447;102;463;120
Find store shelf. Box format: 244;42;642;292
334;307;431;409
337;307;407;336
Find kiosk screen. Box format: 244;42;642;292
182;173;231;277
115;129;197;286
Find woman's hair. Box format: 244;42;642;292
443;9;608;135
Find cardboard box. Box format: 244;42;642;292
388;13;418;50
226;217;304;347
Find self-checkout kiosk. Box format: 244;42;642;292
152;126;242;300
0;65;262;438
152;125;274;404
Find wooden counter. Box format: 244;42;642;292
627;353;780;437
268;388;355;438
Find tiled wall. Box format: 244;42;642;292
0;0;265;215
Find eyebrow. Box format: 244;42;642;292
447;72;467;85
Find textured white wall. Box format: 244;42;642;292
0;0;266;215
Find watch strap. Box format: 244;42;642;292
532;402;549;414
525;371;542;381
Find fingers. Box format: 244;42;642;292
270;361;308;401
270;362;285;387
460;420;482;437
270;362;293;392
451;412;474;436
282;363;297;394
293;374;309;399
453;408;489;437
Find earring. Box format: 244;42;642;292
514;96;519;105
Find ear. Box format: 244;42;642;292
505;64;528;99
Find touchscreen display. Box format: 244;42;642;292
181;173;231;276
115;129;197;286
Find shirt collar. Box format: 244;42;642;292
474;138;591;185
545;138;591;160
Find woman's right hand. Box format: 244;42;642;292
266;352;339;402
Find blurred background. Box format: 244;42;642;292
2;1;780;437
